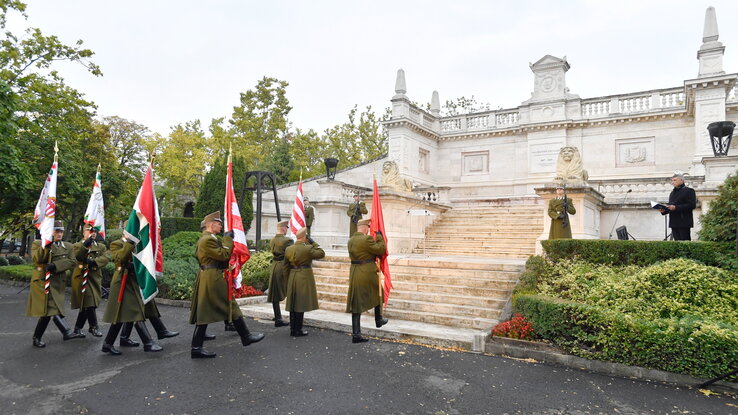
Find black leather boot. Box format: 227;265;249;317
224;320;236;331
374;305;388;328
273;302;289;327
73;310;87;338
204;330;216;341
352;313;368;343
289;312;297;336
53;315;84;340
233;317;265;345
119;322;140;347
149;316;179;339
86;308;103;337
33;317;51;348
293;312;308;337
191;324;216;358
134;322;163;352
102;323;123;355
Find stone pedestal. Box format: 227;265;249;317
535;185;605;254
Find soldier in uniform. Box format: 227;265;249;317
268;220;292;327
70;224;110;337
101;232;162;355
28;221;85;347
346;193;368;237
190;211;264;358
548;184;576;240
346;219;388;343
117;298;180;348
284;227;324;337
304;197;315;237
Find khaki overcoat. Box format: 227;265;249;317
70;240;110;309
346;201;367;236
267;234;293;303
284;241;324;312
548;197;576;240
27;240;76;317
346;232;386;314
189;232;243;325
102;239;145;323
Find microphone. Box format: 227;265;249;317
608;189;632;239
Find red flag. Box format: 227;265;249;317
289;179;305;238
370;178;392;307
224;154;250;301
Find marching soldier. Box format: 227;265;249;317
304;197;315;237
346;193;367;237
118;298;180;349
548;184;576;240
190;211;264;358
70;224;110;337
284;227;324;337
28;221;85;347
101;233;162;355
346;219;388;343
268;220;292;327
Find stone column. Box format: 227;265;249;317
535;185;605;254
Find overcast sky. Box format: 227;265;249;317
10;1;738;136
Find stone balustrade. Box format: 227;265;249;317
414;186;450;203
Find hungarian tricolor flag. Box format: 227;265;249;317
289;178;305;239
224;151;250;301
370;178;393;307
83;164;106;238
124;165;163;303
33;159;58;249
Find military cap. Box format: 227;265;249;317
357;219;371;227
303;196;309;201
53;220;65;230
296;227;308;239
555;183;565;189
200;211;222;227
277;220;289;228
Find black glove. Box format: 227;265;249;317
86;258;97;266
223;230;235;239
83;237;94;247
126;262;135;274
45;263;56;273
307;237;315;245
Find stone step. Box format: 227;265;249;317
317;256;525;272
313;263;521;280
414;249;533;258
438;213;542;220
416;240;537;248
313;273;519;293
316;282;510;308
318;291;501;320
317;300;499;330
239;302;490;351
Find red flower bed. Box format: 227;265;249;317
491;313;534;340
233;285;264;298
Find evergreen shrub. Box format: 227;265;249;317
6;255;25;265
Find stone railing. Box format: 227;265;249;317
728;85;737;102
414;186;451;203
581;87;685;119
438;108;520;134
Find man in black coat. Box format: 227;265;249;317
660;173;697;241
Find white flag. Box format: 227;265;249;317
83;164;106;238
33;160;58;248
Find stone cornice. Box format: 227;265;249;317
383;119;439;140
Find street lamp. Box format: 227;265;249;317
707;121;735;157
324;158;339;180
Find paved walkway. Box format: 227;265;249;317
1;285;735;415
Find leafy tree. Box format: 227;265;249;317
194;156;253;233
699;171;738;243
319;105;388;171
443;95;490;116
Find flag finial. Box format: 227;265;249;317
96;163;101;172
228;143;232;164
300;167;303;181
53;140;59;163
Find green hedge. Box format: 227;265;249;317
541;239;735;268
158;231;200;300
0;264;33;281
514;294;738;379
160;217;203;239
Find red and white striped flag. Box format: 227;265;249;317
83;164;106;238
224;150;250;299
289;179;305;239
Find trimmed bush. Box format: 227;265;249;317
159;231;200;300
0;257;8;267
514;294;738;379
6;255;25;265
160;217;203;239
541;239;734;267
242;251;272;291
699;170;738;242
0;264;33;281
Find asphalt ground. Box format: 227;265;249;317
0;284;735;415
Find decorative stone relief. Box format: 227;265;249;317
461;151;489;175
554;146;588;185
616;137;654;167
418;148;430;174
381;160;414;193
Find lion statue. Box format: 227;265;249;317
381;160;414;193
555;146;588;185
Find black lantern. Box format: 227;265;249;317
707;121;736;157
324;158;339;180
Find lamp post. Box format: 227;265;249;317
324;158;339;180
706;121;737;256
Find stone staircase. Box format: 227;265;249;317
413;203;544;259
312;255;525;330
